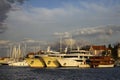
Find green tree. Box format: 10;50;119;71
111;43;120;60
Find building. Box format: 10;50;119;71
89;45;111;56
118;45;120;58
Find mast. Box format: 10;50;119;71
60;35;62;53
70;34;73;51
18;44;22;58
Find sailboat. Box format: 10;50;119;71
8;44;29;67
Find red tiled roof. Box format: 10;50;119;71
91;45;106;50
27;52;35;55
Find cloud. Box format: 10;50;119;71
0;40;10;44
70;25;120;44
0;0;28;33
3;1;120;43
73;25;120;36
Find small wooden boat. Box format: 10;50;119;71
89;56;114;68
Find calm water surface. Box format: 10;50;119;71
0;66;120;80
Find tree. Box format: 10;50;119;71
111;43;120;60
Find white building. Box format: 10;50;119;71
118;45;120;58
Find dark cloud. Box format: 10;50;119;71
7;0;26;4
0;0;27;33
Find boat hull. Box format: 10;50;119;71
25;58;45;68
0;58;10;65
42;56;60;68
57;58;79;67
79;64;90;68
9;60;29;67
97;64;114;68
89;56;115;68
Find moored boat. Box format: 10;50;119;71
48;50;93;68
8;60;29;67
89;56;114;68
0;57;11;65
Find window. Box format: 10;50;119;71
30;61;34;64
63;56;78;58
47;61;51;65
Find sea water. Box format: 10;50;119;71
0;66;120;80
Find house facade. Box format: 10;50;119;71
118;45;120;58
89;45;111;56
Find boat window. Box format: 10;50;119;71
63;56;78;58
84;56;88;59
47;61;51;65
86;59;91;64
63;63;66;65
49;55;60;57
34;56;40;58
80;56;83;58
75;60;83;62
30;61;34;64
70;52;86;54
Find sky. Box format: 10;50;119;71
1;0;120;45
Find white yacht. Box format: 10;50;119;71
8;60;29;67
48;49;93;68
